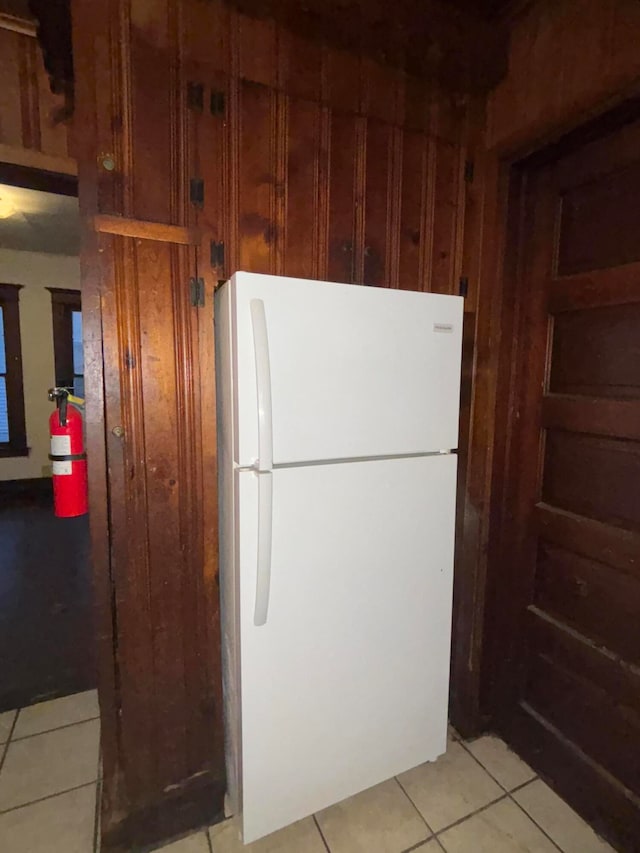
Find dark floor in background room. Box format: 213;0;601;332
0;489;95;712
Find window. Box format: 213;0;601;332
0;283;27;457
48;289;83;398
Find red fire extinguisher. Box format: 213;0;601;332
48;388;88;518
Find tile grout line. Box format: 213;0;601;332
312;813;332;853
205;824;214;853
0;711;19;777
10;714;101;743
505;788;565;853
456;734;536;795
455;736;564;853
433;791;511;838
93;772;102;853
0;778;98;816
400;837;438;853
393;775;436;842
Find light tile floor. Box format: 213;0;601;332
0;692;615;853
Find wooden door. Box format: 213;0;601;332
491;119;640;850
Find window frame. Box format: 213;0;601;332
47;287;83;396
0;283;28;458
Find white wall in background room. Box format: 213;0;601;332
0;249;80;481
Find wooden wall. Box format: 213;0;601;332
69;1;472;849
0;19;74;171
488;0;640;151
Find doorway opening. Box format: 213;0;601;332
0;163;96;713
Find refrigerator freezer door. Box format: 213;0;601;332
229;272;463;467
236;453;457;843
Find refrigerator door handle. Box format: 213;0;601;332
254;471;273;627
250;299;273;472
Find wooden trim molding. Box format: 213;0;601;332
93;215;201;245
0;12;37;37
0;283;28;459
0;145;77;177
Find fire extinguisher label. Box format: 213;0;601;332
51;434;72;475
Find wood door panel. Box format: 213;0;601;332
492;115;640;850
558;162;640;276
527;610;640;720
542;431;640;530
550;264;640;312
507;702;640;853
525;653;640;795
534;542;640;663
542;396;640;441
535;503;640;576
549;303;640;397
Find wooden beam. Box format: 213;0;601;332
0;143;77;176
94;214;200;246
0;11;36;36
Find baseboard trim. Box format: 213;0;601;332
101;770;225;853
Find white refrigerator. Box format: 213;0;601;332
216;271;463;844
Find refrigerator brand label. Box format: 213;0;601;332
433;323;454;333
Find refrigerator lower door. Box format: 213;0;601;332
235;453;457;843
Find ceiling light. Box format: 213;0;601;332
0;197;15;219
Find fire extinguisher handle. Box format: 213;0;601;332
48;387;70;427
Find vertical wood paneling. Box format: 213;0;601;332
180;4;227;788
284;97;321;279
274;90;288;275
35;47;68;156
279;30;322;100
237;12;277;87
104;237;157;799
130;0;173;222
197;69;229;281
0;29;23;146
238;79;276;273
404;74;430;132
70;3;478;849
326;113;357;282
430;137;461;294
353;116;367;284
398;129;428;290
18;36;41;150
363;119;393;286
183;0;230;71
325;47;361;114
361;58;400;123
136;241;189;787
315;105;331;281
0;26;71;160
